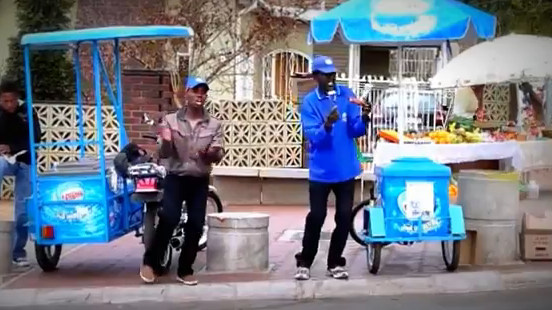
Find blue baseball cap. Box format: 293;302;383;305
185;76;209;90
311;55;336;74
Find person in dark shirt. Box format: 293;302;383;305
0;79;42;267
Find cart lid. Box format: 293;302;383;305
21;26;194;48
380;157;451;178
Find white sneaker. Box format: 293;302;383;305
12;257;30;268
326;266;349;280
294;267;310;281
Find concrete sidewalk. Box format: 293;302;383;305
1;205;552;307
1;266;552;307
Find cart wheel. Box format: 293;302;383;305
441;240;460;272
198;191;223;251
35;244;62;272
366;243;382;275
350;200;370;246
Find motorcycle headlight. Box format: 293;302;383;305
107;168;119;192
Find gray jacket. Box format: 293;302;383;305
159;108;224;176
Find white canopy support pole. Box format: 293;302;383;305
436;40;450;72
546;78;552;127
398;45;405;145
348;44;355;88
348;44;361;91
517;86;523;127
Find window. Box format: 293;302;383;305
176;52;190;77
175;39;192;77
389;47;438;81
262;50;311;102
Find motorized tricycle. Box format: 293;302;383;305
20;25;218;272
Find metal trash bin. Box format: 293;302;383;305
206;212;269;272
459;170;520;265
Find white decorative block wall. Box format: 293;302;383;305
2;99;302;199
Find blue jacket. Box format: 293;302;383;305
300;85;367;183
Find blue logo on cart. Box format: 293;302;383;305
397;192;420;220
37;179;108;241
55;182;85;201
395;191;442;234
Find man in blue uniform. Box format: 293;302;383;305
295;56;370;280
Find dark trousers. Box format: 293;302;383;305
143;174;209;276
296;179;355;269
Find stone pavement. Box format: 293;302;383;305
2;205;453;289
0;205;507;289
1;205;552;307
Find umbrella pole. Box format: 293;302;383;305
546;78;552;127
397;45;405;145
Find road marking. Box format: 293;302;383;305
0;244;86;290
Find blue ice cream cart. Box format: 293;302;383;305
21;26;193;271
363;157;466;274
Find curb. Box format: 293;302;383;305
1;269;552;307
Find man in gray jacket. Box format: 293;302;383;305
140;77;224;285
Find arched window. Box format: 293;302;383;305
262;50;311;102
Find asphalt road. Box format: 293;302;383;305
3;287;552;310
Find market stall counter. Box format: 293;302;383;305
374;140;523;171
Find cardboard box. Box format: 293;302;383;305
521;211;552;261
521;234;552;260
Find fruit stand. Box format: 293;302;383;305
374;121;552;191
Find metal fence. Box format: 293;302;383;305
335;74;455;154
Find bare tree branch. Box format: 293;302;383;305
76;0;319;100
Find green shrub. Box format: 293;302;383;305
5;0;76;101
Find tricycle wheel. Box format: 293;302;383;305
35;244;62;272
350;200;370;246
441;240;460;272
197;191;223;251
366;243;382;275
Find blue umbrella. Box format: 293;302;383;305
310;0;496;44
309;0;496;144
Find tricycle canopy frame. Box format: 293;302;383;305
21;26;193;243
